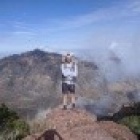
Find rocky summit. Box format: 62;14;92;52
24;108;137;140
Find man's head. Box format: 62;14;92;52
62;52;73;63
65;53;72;63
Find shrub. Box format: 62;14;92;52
119;116;140;135
0;103;30;140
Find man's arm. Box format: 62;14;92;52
72;62;78;77
61;64;69;77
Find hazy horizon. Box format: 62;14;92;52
0;0;140;82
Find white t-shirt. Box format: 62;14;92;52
61;62;78;84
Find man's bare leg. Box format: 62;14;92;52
70;93;76;108
63;94;68;109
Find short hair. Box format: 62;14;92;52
62;54;72;63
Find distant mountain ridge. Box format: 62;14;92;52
0;49;139;119
0;49;100;119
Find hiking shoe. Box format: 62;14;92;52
72;103;76;109
62;105;67;110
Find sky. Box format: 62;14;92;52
0;0;139;53
0;0;140;81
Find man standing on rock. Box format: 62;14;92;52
61;52;78;110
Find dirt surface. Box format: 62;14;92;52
24;108;137;140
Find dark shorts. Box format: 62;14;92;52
62;83;75;94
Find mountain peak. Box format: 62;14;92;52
25;48;47;57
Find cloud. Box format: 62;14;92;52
12;31;36;36
127;0;140;12
109;42;118;50
1;0;140;37
78;32;140;82
0;0;140;58
41;0;140;33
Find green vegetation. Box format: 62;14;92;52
119;115;140;135
0;103;30;140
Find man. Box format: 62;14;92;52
61;52;78;110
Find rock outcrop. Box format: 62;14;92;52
24;108;137;140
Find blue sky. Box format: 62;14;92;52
0;0;140;54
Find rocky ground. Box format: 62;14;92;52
24;107;138;140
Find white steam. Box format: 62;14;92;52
78;40;140;82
